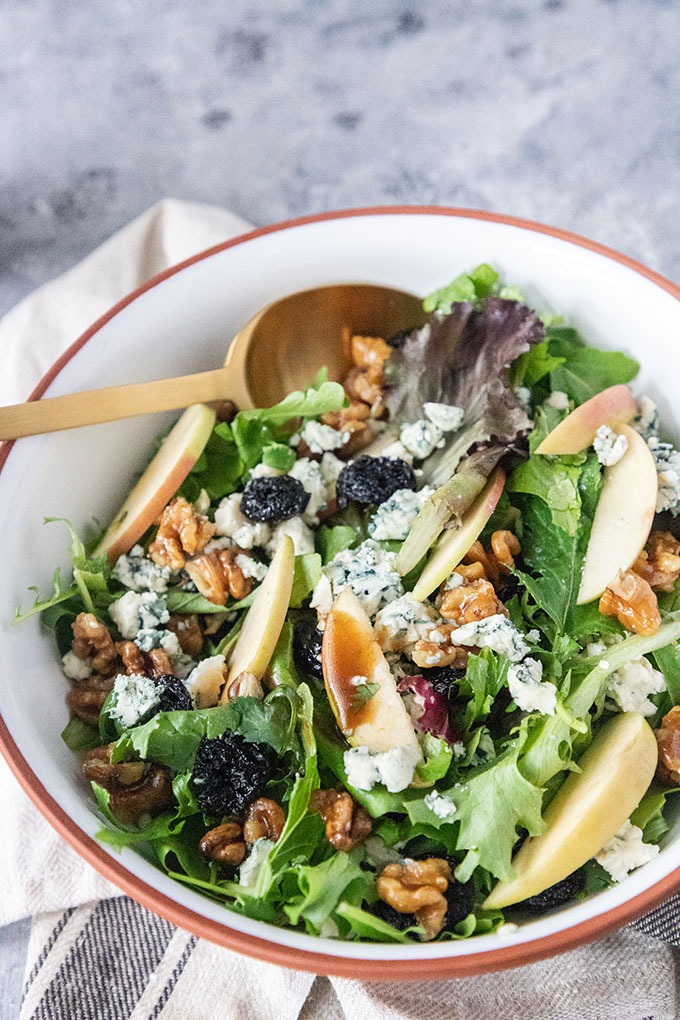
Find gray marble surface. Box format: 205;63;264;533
2;0;680;1014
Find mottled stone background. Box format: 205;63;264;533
1;0;679;317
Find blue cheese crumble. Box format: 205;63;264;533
288;457;330;523
267;516;315;557
399;419;445;460
606;656;666;716
373;593;437;653
368;486;434;541
109;591;169;639
449;614;530;661
322;539;404;616
647;436;680;514
594;425;629;467
344;745;420;793
112;544;171;593
294;420;348;454
595;820;659;883
507;657;557;715
423;790;457;820
422;402;464;432
184;654;226;708
108;673;160;728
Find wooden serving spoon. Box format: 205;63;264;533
0;284;425;439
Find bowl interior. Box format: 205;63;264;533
1;208;679;974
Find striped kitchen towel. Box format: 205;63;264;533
17;896;680;1020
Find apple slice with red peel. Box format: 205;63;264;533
535;384;637;456
95;403;216;564
322;587;421;758
410;468;505;602
577;423;657;604
221;534;295;701
484;712;657;909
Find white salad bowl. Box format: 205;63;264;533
1;207;679;979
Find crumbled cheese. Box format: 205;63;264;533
249;462;284;479
595;820;659;883
362;835;403;868
297;420;348;454
235;552;269;581
507;657;557;715
424;790;457;820
323;539;404;617
647;436;680;514
61;650;92;680
422;402;465;433
319;451;345;495
544;390;570;411
514;385;532;410
310;573;333;618
443;572;465;589
238;837;275;889
593;424;629;467
606;656;666;716
193;489;211;515
133;629;194;678
368;486;434;541
449;614;530;661
350;674;369;687
109;591;169;639
288;457;329;523
214;493;272;549
184;654;226;708
373;593;438;653
380;440;415;466
108;673;160;728
267;516;315;557
344;745;420;793
112;544;171;593
634;395;660;438
399;419;445;460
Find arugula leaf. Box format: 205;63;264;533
457;650;509;730
61;716;102;752
283;849;371;932
265;622;301;689
546;325;639;403
653;643;680;706
423;263;499;314
334;902;421;943
289;553;322;608
179;422;243;502
316;524;359;564
237;381;346;426
511;340;566;389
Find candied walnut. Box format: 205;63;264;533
321;401;375;456
149;496;216;570
309;789;372;851
71;613;120;676
222;670;264;703
147;647;172;676
166;614;204;657
656;706;680;785
344;365;385;414
377;858;452;941
117;640;147;676
243;797;286;844
184;547;254;606
455;561;487;583
440;577;507;626
634;531;680;593
412;624;470;670
599;569;661;636
66;675;114;726
213;399;238;424
199;821;246;867
350;334;392;369
491;530;521;569
82;744;175;824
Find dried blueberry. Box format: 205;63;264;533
421;666;465;699
371;899;417;932
240;475;310;522
192;732;273;817
292;613;324;680
153;674;193;713
517;871;585;913
336;456;416;508
444;878;475;929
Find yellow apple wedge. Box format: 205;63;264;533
410;468;505;602
221;534;295;700
484;712;658;910
577;423;658;604
95;403;216;564
535;384;637;455
321;587;422;758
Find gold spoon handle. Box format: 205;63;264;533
0;367;243;439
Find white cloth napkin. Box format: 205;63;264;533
1;199;678;1020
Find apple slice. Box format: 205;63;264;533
577;423;658;604
95;403;216;564
410;468;505;602
484;712;658;909
221;534;295;700
322;587;421;758
535;384;637;455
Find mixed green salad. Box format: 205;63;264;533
19;264;680;944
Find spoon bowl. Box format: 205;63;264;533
0;284;424;438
